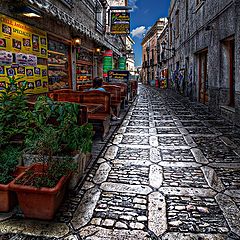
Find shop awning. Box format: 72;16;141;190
26;0;122;56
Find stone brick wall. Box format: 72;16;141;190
168;0;240;126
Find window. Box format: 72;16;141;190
95;0;104;33
169;23;173;46
175;10;179;38
185;0;189;21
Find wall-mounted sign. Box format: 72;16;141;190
108;70;129;83
110;12;130;35
103;50;113;78
118;56;126;70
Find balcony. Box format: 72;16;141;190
96;21;104;34
150;59;154;66
60;0;73;8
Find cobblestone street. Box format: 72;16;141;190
1;84;240;240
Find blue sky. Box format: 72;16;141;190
128;0;171;66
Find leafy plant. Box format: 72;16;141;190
0;146;21;184
23;96;93;188
28;96;93;153
0;76;29;145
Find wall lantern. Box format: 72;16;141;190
161;41;175;54
73;38;81;46
95;48;101;53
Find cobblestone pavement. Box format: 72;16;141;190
1;84;240;240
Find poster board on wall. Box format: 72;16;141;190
0;14;48;94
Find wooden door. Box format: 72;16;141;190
199;51;208;104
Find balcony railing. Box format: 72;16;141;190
150;59;154;66
60;0;73;8
96;20;104;34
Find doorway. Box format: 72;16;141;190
198;50;208;104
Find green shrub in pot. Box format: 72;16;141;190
0;76;29;145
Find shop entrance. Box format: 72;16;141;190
198;50;208;104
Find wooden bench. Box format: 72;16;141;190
102;85;121;117
80;90;111;139
78;84;122;117
29;93;88;126
104;82;128;108
78;84;92;92
48;90;111;138
130;80;138;101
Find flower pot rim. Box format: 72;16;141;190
9;163;71;194
0;166;29;191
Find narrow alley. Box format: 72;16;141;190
71;84;240;240
1;84;240;240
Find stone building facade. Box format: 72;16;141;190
141;18;167;86
157;24;170;88
0;0;124;91
167;0;240;125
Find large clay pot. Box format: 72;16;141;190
0;166;28;212
9;163;70;220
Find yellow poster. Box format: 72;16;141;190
0;65;48;94
0;14;48;94
0;14;47;58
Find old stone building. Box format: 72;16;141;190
141;18;167;86
0;0;124;92
157;24;169;89
167;0;240;125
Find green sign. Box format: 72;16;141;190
103;50;113;77
118;57;126;70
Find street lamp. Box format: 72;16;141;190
161;41;175;54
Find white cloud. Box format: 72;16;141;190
128;0;138;11
131;26;147;38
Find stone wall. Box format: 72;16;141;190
168;0;240;126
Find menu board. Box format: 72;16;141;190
0;14;48;94
108;70;129;83
111;12;130;35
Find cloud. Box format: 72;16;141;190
131;26;147;38
128;0;138;11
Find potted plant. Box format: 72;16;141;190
0;76;29;145
0;146;26;212
22;96;93;189
9;125;76;220
9;96;93;219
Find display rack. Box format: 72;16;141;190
48;40;70;90
76;47;93;86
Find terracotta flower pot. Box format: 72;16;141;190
0;166;28;212
9;163;70;220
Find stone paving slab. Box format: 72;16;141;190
1;84;240;240
0;219;69;238
79;226;150;239
162;232;226;240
